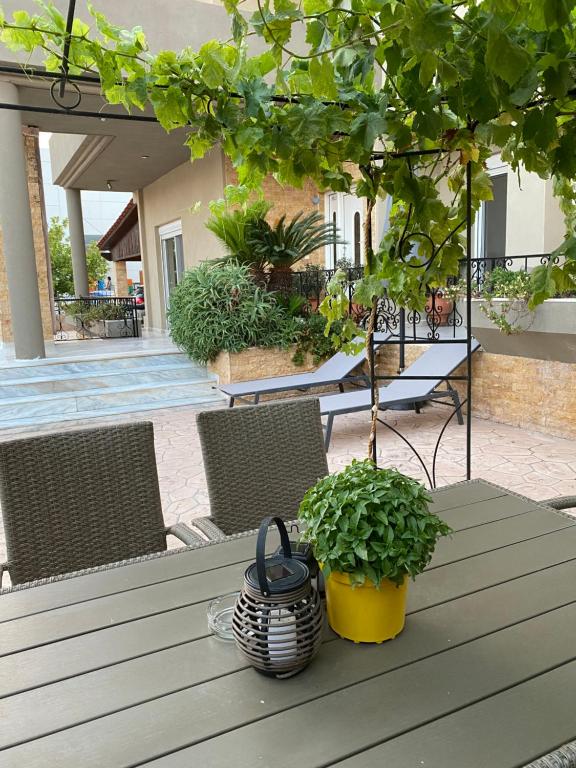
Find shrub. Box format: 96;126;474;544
299;460;451;587
89;303;129;321
292;313;343;365
167;261;297;363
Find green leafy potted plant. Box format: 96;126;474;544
299;460;451;643
477;267;534;335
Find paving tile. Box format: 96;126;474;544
0;400;575;585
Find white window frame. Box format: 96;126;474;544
159;220;184;309
325;191;366;268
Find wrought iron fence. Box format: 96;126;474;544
291;266;463;340
291;252;574;340
468;253;560;290
54;297;140;341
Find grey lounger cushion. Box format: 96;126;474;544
319;339;480;448
220;332;391;399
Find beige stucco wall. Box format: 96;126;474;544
505;166;547;257
485;154;564;259
0;1;245;60
136;148;226;330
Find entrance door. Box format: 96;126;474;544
159;221;184;310
326;192;365;268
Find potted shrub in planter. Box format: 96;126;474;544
299;460;451;643
90;303;138;338
61;300;97;337
425;287;455;327
249;211;342;295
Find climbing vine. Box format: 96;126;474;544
1;0;576;320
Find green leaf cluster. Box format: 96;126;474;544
3;0;576;307
48;217;107;296
167;261;298;363
299;459;451;587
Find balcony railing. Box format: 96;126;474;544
291;253;574;339
53;297;140;341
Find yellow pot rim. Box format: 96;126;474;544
327;571;408;589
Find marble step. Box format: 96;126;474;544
0;365;211;398
0;391;225;431
0;379;225;423
0;353;196;382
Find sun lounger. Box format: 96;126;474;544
221;332;392;406
319;339;480;448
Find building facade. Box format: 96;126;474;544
0;0;569;356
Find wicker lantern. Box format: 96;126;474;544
232;516;324;678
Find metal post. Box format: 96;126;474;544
369;328;377;467
398;308;406;373
466;161;473;480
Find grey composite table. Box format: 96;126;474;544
1;479;576;767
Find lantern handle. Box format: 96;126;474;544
256;517;293;596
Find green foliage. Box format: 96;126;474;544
88;302;128;321
166;261;297;363
48;217;108;296
248;211;341;269
276;292;308;318
482;267;532;299
292;313;343;366
4;1;576;309
479;266;534;335
299;460;451;587
63;299;93;322
205;186;272;269
86;241;109;287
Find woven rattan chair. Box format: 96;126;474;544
195;399;329;539
541;496;576;511
0;422;201;586
523;742;576;767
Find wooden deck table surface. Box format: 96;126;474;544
1;479;575;767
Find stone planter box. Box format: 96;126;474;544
469;298;576;363
209;346;316;386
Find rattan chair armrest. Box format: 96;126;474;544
165;524;204;546
523;740;576;767
541;496;576;511
189;517;227;542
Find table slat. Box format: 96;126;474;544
4;557;576;748
5;602;575;768
329;662;576;768
133;604;576;768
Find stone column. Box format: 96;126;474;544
65;187;89;297
112;260;129;296
0;82;46;359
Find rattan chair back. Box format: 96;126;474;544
196;399;329;535
0;422;166;585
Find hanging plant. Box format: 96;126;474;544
478;267;534;335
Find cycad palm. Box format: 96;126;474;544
249;211;342;293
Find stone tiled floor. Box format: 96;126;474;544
1;400;575;572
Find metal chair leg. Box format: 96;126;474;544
448;384;464;425
324;415;334;451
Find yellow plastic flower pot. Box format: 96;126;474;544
325;571;408;643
